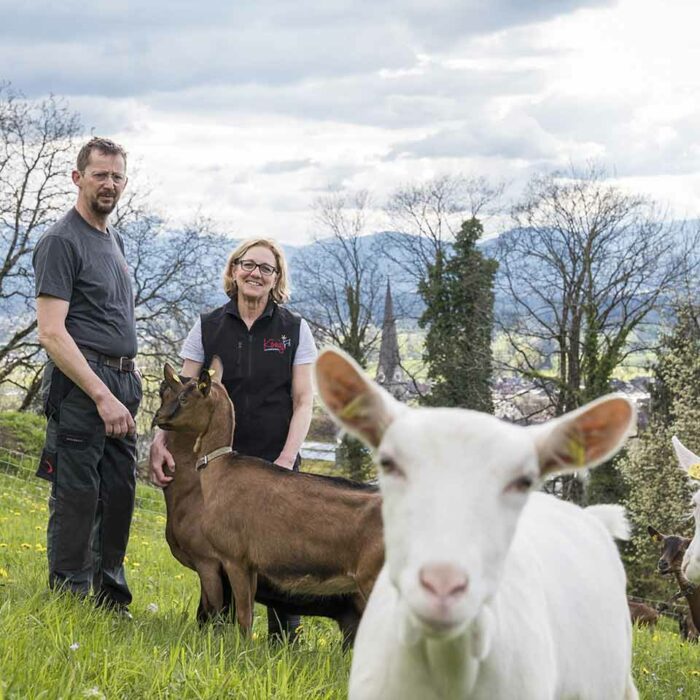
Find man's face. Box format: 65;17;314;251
73;149;127;216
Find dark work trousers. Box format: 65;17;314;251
266;454;302;642
38;361;141;606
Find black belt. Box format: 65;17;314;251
79;346;137;372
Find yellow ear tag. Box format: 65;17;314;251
338;395;367;421
198;382;208;392
567;435;587;467
172;374;182;384
687;463;700;481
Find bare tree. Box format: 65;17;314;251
293;190;384;368
0;84;80;402
116;193;228;365
293;190;386;480
495;165;699;500
0;84;230;411
384;174;503;286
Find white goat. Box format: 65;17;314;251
315;348;638;700
671;435;700;584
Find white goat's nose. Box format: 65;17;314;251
419;563;469;600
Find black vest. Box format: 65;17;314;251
201;298;301;462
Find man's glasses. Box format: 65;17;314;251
84;170;126;184
235;259;278;276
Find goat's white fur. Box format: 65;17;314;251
671;435;700;584
315;348;638;700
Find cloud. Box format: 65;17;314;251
256;159;316;174
0;0;612;99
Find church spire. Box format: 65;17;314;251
376;280;404;396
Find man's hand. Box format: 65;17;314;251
95;392;136;438
150;429;175;487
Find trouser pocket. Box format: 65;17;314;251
36;449;57;483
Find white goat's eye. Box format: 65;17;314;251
379;457;404;477
505;475;534;494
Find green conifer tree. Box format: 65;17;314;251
419;217;498;411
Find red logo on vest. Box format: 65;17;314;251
264;335;291;354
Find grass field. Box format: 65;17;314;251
1;451;700;699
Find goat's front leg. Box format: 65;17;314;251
222;559;255;634
195;559;228;623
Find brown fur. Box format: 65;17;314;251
627;599;659;628
154;364;384;637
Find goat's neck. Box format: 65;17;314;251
673;570;700;631
194;391;234;462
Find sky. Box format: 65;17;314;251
2;0;699;244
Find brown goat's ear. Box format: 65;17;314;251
164;363;182;389
315;347;403;449
197;368;213;397
648;526;663;543
209;356;224;384
672;436;700;482
528;394;635;477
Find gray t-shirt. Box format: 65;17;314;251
33;208;138;358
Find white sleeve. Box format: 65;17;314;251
294;319;318;365
179;317;205;363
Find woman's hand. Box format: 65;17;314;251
274;454;296;470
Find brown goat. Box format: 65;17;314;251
627;599;659;628
153;360;384;637
648;525;700;641
156;374;365;639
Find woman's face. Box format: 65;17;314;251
233;244;278;303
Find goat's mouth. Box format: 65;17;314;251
410;609;468;638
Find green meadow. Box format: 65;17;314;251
1;449;699;699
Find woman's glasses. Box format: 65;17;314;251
235;259;278;276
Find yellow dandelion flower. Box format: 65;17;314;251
319;638;327;648
20;543;31;549
652;634;660;642
0;567;8;578
641;667;650;675
35;526;43;531
132;562;140;567
252;632;259;641
0;543;8;548
175;574;184;580
690;670;700;677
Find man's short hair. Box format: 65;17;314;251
76;137;128;172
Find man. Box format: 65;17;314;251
32;137;141;616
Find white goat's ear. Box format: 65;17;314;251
314;347;402;449
672;436;700;481
209;355;224;384
529;394;635;477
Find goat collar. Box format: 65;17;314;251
195;446;234;471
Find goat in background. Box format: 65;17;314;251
315;347;638;700
671;436;700;586
647;525;699;641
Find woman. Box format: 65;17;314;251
149;237;317;641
